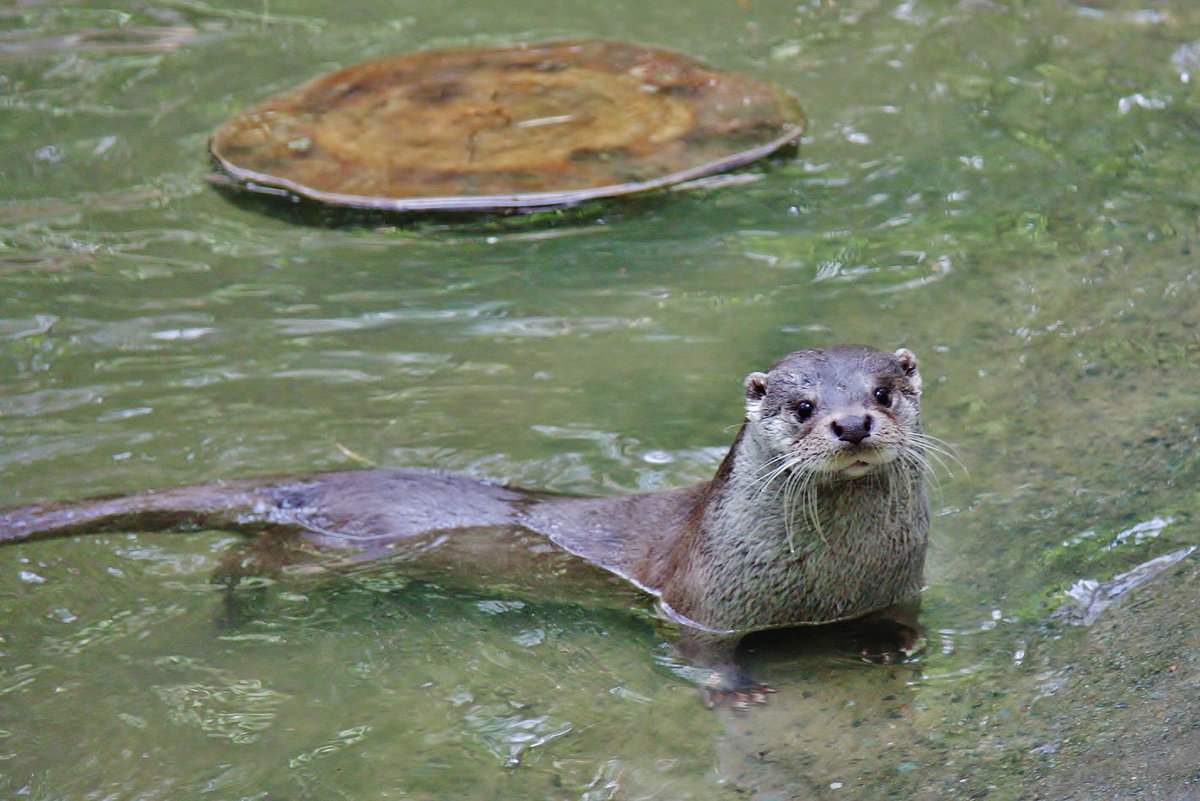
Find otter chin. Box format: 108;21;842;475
838;458;885;478
0;344;938;707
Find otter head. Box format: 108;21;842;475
743;345;922;480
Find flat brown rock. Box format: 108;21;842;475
209;39;805;212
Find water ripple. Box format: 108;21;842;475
153;656;291;744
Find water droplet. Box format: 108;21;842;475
35;145;63;163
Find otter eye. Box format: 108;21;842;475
794;400;815;421
873;387;892;407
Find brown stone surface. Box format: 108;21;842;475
209;39;804;211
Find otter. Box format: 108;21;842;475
0;345;934;704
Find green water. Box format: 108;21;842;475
2;1;1199;798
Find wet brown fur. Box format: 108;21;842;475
0;345;931;697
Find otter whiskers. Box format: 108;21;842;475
905;432;964;477
747;451;827;554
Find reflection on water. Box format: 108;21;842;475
1056;544;1194;626
2;0;1200;798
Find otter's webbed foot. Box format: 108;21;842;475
700;665;776;710
850;619;925;664
675;626;771;709
844;599;925;664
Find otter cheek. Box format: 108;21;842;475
872;448;900;467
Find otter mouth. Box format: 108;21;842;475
834;448;896;478
839;460;876;478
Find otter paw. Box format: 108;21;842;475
700;670;776;709
853;621;925;664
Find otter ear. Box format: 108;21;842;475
744;371;769;417
894;348;922;393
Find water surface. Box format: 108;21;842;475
2;1;1199;799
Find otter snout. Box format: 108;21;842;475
830;413;873;445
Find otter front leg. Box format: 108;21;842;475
675;626;773;709
211;525;322;627
211;525;319;588
845;598;925;664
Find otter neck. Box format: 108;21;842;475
665;421;926;632
703;421;856;551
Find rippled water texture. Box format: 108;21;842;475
2;1;1199;799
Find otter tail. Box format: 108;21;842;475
0;479;285;545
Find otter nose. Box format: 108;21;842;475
830;414;872;445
